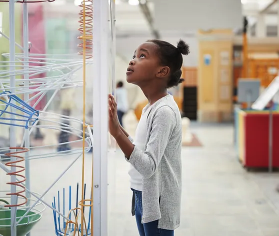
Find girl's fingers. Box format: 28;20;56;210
112;97;117;107
108;97;117;115
109;97;114;106
110;100;116;110
109;95;117;107
109;101;114;110
109;99;115;111
109;94;115;103
110;104;116;114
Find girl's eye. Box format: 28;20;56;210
140;54;145;58
132;55;136;59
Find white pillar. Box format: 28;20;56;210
9;1;17;236
23;3;31;236
278;2;279;37
256;14;266;37
93;0;109;235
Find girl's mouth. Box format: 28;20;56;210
126;67;134;75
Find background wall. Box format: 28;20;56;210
154;0;242;30
198;30;233;122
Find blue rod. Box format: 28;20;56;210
69;186;72;212
69;185;73;231
0;110;30;118
1;100;33;115
87;190;92;235
30;118;39;126
53;199;58;235
0;93;39;116
58;191;61;232
63;188;66;230
0;122;25;127
0;117;29;121
10;94;38;111
76;183;79;219
83;183;86;213
69;185;71;220
0;104;9;117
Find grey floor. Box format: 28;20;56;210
1;123;279;236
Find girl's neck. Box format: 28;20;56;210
142;88;168;105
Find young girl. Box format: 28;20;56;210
108;39;189;236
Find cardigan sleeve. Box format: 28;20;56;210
128;106;176;179
128;136;134;143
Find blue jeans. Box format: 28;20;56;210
133;189;174;236
117;110;125;127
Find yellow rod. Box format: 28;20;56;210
81;0;86;235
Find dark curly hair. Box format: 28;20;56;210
147;39;190;88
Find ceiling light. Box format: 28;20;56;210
74;0;92;6
129;0;139;6
241;0;259;4
52;0;66;5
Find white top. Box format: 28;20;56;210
115;87;128;113
128;103;153;191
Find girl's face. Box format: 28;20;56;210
126;42;162;86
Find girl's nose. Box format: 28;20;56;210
129;59;135;65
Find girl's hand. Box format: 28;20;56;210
108;94;121;138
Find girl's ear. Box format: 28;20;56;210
156;66;170;78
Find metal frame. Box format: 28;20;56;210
1;0;115;235
22;8;31;232
93;0;110;235
8;1;17;235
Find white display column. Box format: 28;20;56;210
23;2;31;236
93;0;109;236
9;0;17;236
278;2;279;37
256;14;266;37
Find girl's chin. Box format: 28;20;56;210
126;76;136;84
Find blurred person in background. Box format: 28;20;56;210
57;88;75;152
116;81;128;127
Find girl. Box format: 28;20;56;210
109;39;189;236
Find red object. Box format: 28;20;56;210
24;3;47;110
243;113;279;168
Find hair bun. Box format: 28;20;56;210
177;40;190;55
178;78;185;84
